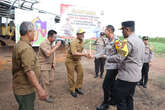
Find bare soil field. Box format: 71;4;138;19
0;47;165;110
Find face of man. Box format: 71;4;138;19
27;29;35;42
77;33;85;41
105;28;113;39
101;35;105;38
49;34;57;43
143;39;148;45
122;28;129;38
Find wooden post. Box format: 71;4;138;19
89;40;91;55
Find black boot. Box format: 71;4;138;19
143;83;147;88
96;103;109;110
100;73;103;78
70;92;77;98
94;73;98;78
75;88;84;95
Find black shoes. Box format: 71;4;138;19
100;73;103;78
96;103;109;110
94;73;103;78
75;88;84;95
137;82;147;88
70;89;84;97
94;74;98;78
143;84;147;88
70;92;77;98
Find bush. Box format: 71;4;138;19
83;37;165;56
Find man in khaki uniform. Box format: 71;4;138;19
38;30;61;102
65;29;90;98
12;21;46;110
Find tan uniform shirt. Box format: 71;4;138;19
66;38;83;61
12;37;40;95
38;39;54;70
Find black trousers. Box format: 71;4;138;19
112;79;137;110
140;63;149;85
102;69;118;104
94;58;105;75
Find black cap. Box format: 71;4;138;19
142;36;148;40
100;32;105;36
120;21;135;29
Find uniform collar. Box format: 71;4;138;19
76;38;83;43
129;33;135;38
145;43;149;46
108;35;117;42
45;38;52;45
20;37;32;46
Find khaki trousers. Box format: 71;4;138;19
65;59;83;93
40;69;55;98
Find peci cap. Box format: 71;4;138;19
120;21;135;30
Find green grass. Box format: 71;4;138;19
151;42;165;56
149;37;165;43
147;37;165;56
82;37;165;56
83;39;96;50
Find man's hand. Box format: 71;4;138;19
102;55;107;58
83;53;88;57
149;62;152;67
26;71;47;100
53;63;56;70
37;87;47;100
89;54;95;59
84;53;91;58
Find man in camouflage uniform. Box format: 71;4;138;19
38;30;61;102
12;21;46;110
96;25;120;110
93;32;106;78
65;29;90;98
139;36;153;88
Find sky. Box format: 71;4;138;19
34;0;165;37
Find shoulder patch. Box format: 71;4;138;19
115;39;121;51
149;44;153;51
118;40;128;56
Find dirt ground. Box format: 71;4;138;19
0;47;165;110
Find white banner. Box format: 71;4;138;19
59;4;104;39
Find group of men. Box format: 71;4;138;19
12;21;63;110
94;21;153;110
11;21;91;110
12;20;153;110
